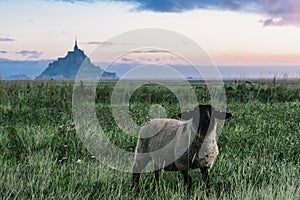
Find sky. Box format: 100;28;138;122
0;0;300;67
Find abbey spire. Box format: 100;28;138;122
74;37;79;51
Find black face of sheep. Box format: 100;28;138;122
179;104;232;135
132;104;232;195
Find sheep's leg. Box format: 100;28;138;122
132;173;141;193
181;170;192;195
152;169;160;192
132;156;151;193
200;167;210;193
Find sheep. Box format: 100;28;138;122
132;104;232;194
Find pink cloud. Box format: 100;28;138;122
260;0;300;26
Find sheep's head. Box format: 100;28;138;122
178;104;232;134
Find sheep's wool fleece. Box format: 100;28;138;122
136;118;218;169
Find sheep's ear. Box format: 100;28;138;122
213;111;232;120
178;110;195;120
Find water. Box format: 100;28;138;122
103;64;300;80
0;59;299;80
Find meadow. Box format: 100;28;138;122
0;79;299;199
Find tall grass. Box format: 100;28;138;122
0;80;299;199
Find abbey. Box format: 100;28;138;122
38;39;117;80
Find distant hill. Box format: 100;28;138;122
38;40;117;80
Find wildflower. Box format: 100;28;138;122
76;159;82;164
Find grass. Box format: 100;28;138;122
0;80;299;199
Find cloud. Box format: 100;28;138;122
121;57;133;62
0;37;14;42
53;0;253;12
138;57;152;62
16;50;43;59
85;41;135;46
51;0;95;3
132;49;170;53
85;41;114;46
52;0;300;26
136;0;244;12
259;0;300;26
0;50;7;54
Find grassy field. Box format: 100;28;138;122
0;80;299;199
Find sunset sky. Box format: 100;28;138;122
1;0;300;66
